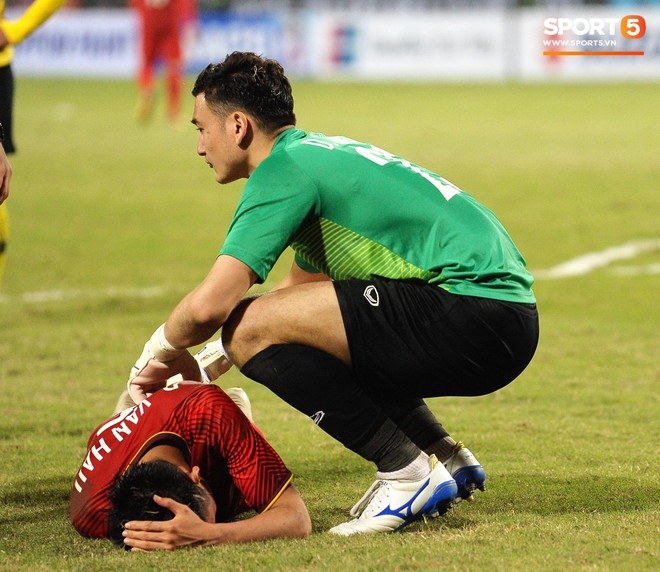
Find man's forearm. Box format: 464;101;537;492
121;486;311;551
203;488;311;545
1;0;67;45
162;255;258;349
164;296;224;350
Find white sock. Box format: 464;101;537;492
376;452;430;482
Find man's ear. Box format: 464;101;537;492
189;465;203;485
230;111;251;146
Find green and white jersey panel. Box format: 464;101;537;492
220;128;535;304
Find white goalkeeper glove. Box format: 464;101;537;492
193;338;233;382
128;324;186;401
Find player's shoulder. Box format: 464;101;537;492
155;381;222;408
176;382;236;405
163;383;236;422
277;129;358;155
249;130;320;187
271;128;345;158
266;129;362;174
168;381;222;398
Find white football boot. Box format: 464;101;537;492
328;454;458;536
443;442;486;501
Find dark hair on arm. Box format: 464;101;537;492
107;460;209;549
192;51;296;134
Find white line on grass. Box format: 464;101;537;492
610;263;660;276
533;239;660;280
0;285;170;305
0;282;277;306
1;240;657;305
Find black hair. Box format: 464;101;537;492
107;460;209;549
192;51;296;134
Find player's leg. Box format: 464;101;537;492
224;282;458;534
239;342;457;534
223;280;483;463
332;278;538;499
0;64;15;288
379;398;485;500
223;281;351;369
224;282;411;470
164;58;182;123
135;22;157;122
163;31;183;123
0;64;16;154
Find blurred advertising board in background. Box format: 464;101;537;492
9;6;660;80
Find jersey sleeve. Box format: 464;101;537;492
216;397;293;513
219;154;320;283
1;0;67;45
173;386;293;516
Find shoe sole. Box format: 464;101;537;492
392;479;458;533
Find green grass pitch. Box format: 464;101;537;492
0;78;658;570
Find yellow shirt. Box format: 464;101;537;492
0;0;68;67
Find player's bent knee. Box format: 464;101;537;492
222;296;270;367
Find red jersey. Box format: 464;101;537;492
132;0;197;65
132;0;196;29
69;383;293;539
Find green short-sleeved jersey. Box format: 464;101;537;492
220;128;535;304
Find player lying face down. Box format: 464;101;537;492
70;382;311;550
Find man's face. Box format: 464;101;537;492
192;94;246;184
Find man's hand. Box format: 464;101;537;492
127;324;202;403
122;495;212;551
127;351;203;403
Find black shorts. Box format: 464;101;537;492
334;278;539;398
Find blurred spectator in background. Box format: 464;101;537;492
0;0;67;287
132;0;198;124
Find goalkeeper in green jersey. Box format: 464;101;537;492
126;51;539;536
